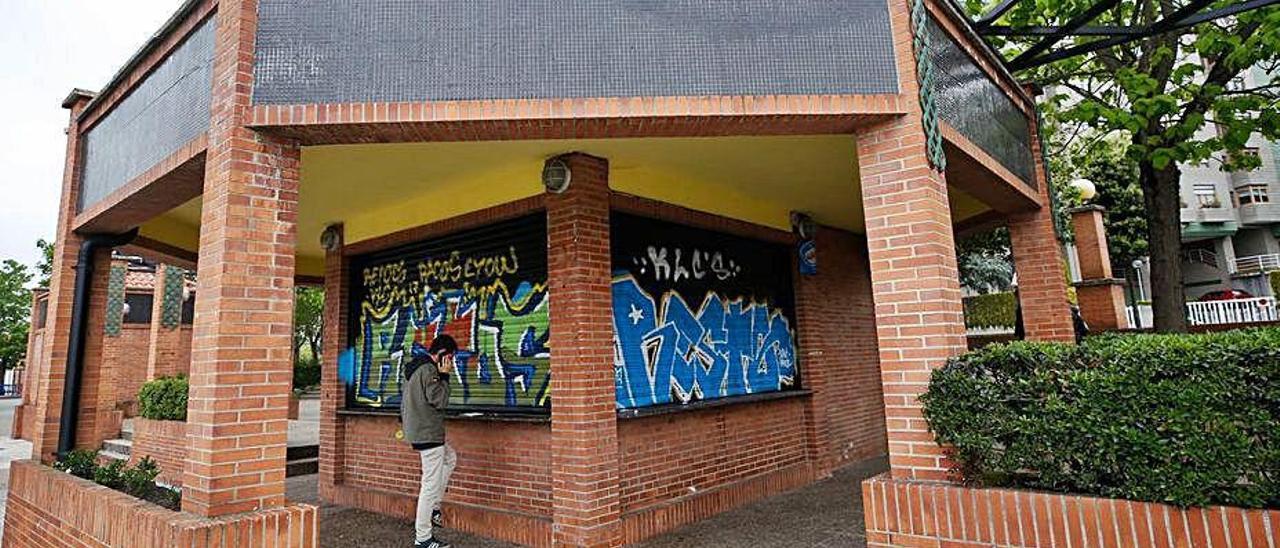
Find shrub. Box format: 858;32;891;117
52;453;179;511
138;375;188;421
53;449;98;480
962;292;1016;329
1270;270;1280;298
921;328;1280;509
293;356;321;390
93;459;126;490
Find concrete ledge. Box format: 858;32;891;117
3;460;317;547
621;461;816;545
862;474;1280;547
1072;277;1127;288
327;483;551;547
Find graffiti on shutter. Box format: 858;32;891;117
347;214;549;411
610;213;799;409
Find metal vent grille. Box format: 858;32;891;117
252;0;899;105
924;17;1035;186
78;17;216;212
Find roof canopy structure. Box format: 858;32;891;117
971;0;1280;70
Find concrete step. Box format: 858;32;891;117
97;450;129;463
285;458;318;477
101;438;132;457
286;444;318;461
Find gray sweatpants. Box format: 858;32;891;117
416;444;457;543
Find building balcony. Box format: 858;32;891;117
1237;202;1280;226
1181;205;1237;224
1235;253;1280;274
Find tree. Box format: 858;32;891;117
35;239;53;288
957;227;1015;293
0;260;34;379
293;286;324;364
1079;139;1149;266
975;0;1280;331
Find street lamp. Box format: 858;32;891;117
1070;178;1097;201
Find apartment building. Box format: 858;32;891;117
1179;65;1280;299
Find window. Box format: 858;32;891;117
1239;185;1271;205
1193;183;1221;208
123;293;154;324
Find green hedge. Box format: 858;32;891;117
1270;271;1280;299
921;329;1280;508
962;292;1016;329
137;376;188;421
293;356;321;391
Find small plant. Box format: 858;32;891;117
138;375;189;421
53;449;98;480
53;453;180;511
93;459;126;490
122;457;162;499
293;356;321;390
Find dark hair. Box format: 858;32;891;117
428;335;458;357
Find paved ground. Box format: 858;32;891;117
287;457;886;548
289;396;320;447
0;398;33;544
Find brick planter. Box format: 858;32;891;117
3;460;316;548
131;417;188;487
863;475;1280;547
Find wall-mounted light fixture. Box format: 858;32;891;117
542;156;572;194
320;224;343;252
790;211;817;240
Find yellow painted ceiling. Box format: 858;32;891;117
142;135;992;277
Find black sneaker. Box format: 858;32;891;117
432;509;444;528
415;538;451;548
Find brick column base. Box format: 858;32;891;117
1075;281;1129;331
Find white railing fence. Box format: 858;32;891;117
1234;253;1280;274
1128;297;1278;328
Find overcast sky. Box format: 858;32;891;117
0;0;178;274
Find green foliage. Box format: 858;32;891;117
293;286;324;364
93;458;126;490
137;376;189;421
53;449;99;480
922;329;1280;508
1271;271;1280;298
35;239;54;288
957;228;1014;294
973;0;1280;331
293;355;321;390
53;452;178;510
0;259;33;374
122;457;162;499
1078;139;1148;265
962;292;1017;329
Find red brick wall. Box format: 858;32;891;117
337;415;552;517
863;474;1280;548
326;193;887;546
4;460;315;548
110;325;153;416
130;418;189;487
798;228;887;466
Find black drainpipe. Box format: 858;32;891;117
56;228;138;458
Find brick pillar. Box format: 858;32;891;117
1070;206;1129;331
182;0;300;517
546;153;622;547
29;91;95;464
1008;94;1075;342
319;224;347;500
857;0;977;478
146;264;188;380
14;289;48;440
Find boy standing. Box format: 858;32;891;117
402;335;458;548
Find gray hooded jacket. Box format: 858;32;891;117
400;356;450;449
